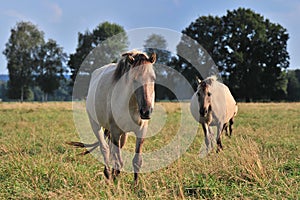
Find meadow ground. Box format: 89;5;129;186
0;102;299;199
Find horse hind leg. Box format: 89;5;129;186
109;126;124;180
112;133;127;178
94;128;111;179
216;137;223;153
223;123;229;137
229;117;234;137
120;133;127;149
88;114;111;179
101;129;111;179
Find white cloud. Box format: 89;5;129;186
173;0;180;6
3;9;29;21
44;1;62;23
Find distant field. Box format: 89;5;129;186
0;102;299;199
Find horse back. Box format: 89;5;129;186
211;82;236;124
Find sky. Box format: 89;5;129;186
1;0;300;74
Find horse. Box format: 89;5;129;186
190;76;238;153
68;50;156;185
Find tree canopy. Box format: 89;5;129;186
69;22;128;99
3;21;68;101
68;22;128;85
3;21;44;101
2;10;300;102
180;8;290;101
35;39;68;101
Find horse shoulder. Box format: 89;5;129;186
211;83;226;114
87;64;117;126
190;93;200;122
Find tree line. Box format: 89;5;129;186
2;8;300;102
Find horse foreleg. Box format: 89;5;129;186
96;128;111;179
201;123;211;154
133;136;144;186
216;123;223;153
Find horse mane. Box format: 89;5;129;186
113;50;151;81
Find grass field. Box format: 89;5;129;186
0;102;299;199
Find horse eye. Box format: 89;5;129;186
208;92;212;97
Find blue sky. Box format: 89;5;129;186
1;0;299;74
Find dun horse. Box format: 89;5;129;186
190;76;238;153
68;50;156;185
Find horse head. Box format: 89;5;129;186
132;52;156;119
116;50;156;120
196;77;213;120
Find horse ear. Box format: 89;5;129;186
122;52;131;57
149;53;156;63
196;76;201;85
121;52;135;64
200;81;207;89
127;55;135;64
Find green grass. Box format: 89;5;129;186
0;102;299;199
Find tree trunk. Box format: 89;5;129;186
20;86;24;103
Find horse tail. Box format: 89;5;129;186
66;141;99;155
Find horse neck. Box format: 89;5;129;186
113;77;138;109
111;77;144;130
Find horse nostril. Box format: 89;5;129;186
140;108;151;119
200;108;208;117
200;108;205;116
144;110;150;116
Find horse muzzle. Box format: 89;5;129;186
139;107;153;120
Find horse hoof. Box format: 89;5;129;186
104;168;110;179
112;169;120;178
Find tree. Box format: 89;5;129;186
143;34;177;100
222;8;289;101
179;8;290;101
68;22;128;86
35;39;67;101
143;34;171;64
69;22;128;99
287;69;300;101
0;81;8;101
3;21;44;101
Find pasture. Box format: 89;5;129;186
0;102;299;199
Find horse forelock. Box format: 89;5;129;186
113;51;153;81
198;75;217;91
